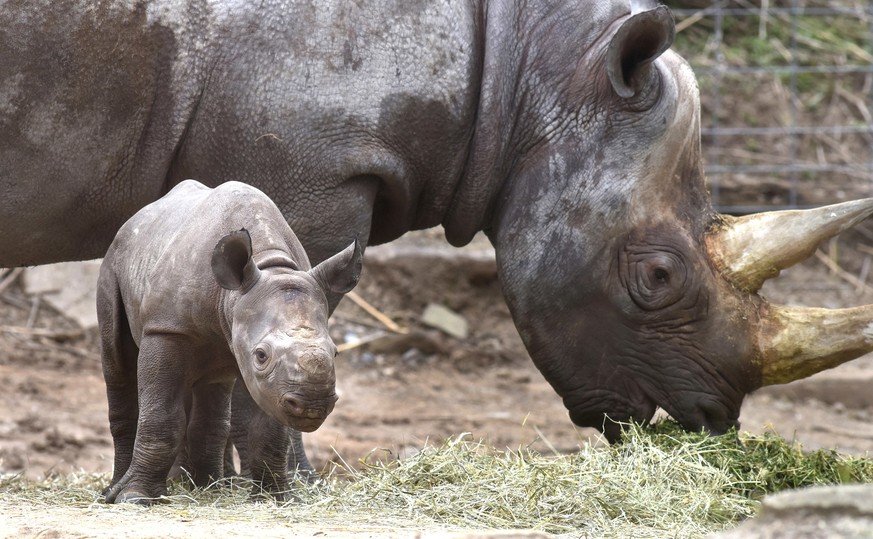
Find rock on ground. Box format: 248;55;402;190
713;485;873;539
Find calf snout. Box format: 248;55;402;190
280;391;338;431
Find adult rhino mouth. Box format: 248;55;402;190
660;394;740;437
706;198;873;388
565;376;740;439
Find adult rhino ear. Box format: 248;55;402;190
309;238;363;295
212;229;262;291
607;4;675;98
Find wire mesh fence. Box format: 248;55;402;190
666;0;873;215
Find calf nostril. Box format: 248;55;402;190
282;394;306;416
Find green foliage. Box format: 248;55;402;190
642;420;873;498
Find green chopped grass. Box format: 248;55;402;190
3;421;873;538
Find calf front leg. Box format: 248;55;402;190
231;378;314;483
185;380;234;487
246;403;291;501
105;334;188;505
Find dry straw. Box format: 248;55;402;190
2;421;872;538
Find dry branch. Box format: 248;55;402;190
0;325;86;340
813;249;873;295
336;333;388;353
0;268;24;296
344;291;407;334
856;243;873;258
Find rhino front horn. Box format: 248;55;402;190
705;198;873;293
757;303;873;386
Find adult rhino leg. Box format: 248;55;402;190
185;381;234;488
96;267;140;494
105;335;188;505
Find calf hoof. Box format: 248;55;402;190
289;467;319;485
115;490;158;505
249;487;296;504
105;478;166;505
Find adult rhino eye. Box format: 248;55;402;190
622;247;688;311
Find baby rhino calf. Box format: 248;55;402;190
98;179;361;504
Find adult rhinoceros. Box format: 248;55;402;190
3;0;872;447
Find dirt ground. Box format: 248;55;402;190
3;227;873;487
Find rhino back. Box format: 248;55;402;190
108;180;302;344
0;0;210;263
171;0;480;259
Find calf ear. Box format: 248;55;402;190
212;229;262;291
309;238;363;295
607;5;675;98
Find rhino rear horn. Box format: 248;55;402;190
212;229;262;291
309;237;363;295
607;5;675;98
706;198;873;293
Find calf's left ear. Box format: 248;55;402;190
212;229;262;291
310;237;363;295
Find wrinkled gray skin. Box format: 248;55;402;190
98;180;362;503
2;0;780;460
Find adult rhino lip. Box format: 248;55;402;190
564;386;658;436
665;396;740;436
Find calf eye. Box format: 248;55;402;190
254;348;269;366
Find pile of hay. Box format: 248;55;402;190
3;421;872;538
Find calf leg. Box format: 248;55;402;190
229;380;254;478
231;381;314;483
186;380;234;487
96;268;140;492
288;429;316;483
246;404;291;500
222;437;237;477
105;334;188;504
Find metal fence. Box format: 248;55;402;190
667;1;873;214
